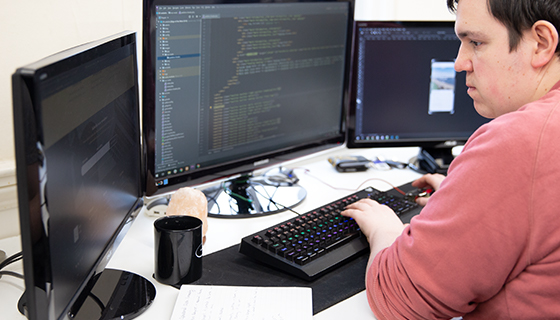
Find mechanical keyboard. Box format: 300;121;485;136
238;183;422;281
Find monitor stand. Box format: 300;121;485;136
203;167;307;218
144;167;307;218
411;146;456;174
19;269;156;320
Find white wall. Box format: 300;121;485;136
0;0;455;239
0;0;142;238
355;0;454;21
0;0;142;163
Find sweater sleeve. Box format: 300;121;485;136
366;117;536;319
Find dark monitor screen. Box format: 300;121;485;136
346;21;489;165
142;0;354;216
12;32;154;320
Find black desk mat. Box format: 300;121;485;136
183;182;421;314
191;244;368;314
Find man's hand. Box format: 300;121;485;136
342;199;405;257
411;173;446;206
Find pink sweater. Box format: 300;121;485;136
368;81;560;319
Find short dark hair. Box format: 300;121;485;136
447;0;560;54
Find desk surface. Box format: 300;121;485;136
0;146;423;320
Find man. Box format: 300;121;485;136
342;0;560;318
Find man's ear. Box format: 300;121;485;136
531;20;559;68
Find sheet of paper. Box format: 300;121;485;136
170;285;313;320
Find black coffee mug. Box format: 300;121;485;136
154;215;203;286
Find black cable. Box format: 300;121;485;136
0;271;24;279
269;199;301;216
204;186;222;214
0;251;24;280
0;251;22;271
250;183;301;216
88;292;106;311
249;181;280;212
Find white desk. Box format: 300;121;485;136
0;146;423;319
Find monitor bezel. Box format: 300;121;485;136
142;0;355;197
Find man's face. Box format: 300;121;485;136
454;0;536;118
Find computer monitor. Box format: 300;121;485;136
346;21;490;172
142;0;354;217
12;31;155;320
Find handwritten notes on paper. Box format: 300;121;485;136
170;285;313;320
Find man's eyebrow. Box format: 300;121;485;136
456;30;486;40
